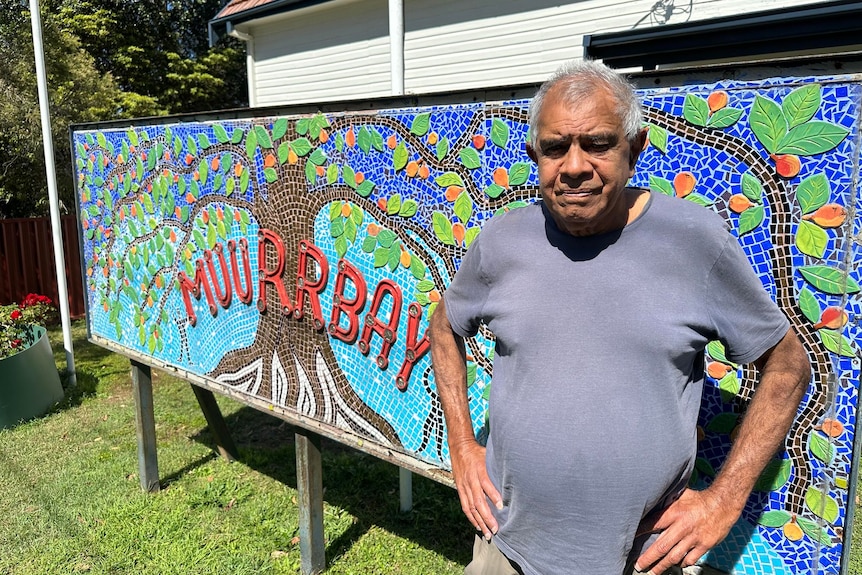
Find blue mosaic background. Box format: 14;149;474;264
73;73;861;575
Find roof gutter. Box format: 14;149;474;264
209;0;335;47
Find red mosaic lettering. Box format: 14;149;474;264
394;303;430;391
229;238;254;305
294;240;329;331
358;279;402;370
205;244;232;308
178;260;217;327
328;259;368;344
257;228;293;315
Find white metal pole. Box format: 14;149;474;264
389;0;411;511
29;0;76;386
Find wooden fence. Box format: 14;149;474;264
0;216;85;318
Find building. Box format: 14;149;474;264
209;0;862;106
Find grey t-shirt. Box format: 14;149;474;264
443;192;790;575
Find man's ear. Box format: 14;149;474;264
526;142;537;162
628;127;649;170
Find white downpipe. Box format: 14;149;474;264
29;0;76;386
228;23;257;108
389;0;405;96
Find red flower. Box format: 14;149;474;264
10;309;21;320
22;293;52;308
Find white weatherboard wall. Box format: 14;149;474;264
247;0;391;106
237;0;837;106
403;0;838;92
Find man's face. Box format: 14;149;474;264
527;85;647;236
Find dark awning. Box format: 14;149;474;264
584;0;862;69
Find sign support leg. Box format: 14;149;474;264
295;429;325;575
190;384;239;461
130;360;159;492
399;467;413;512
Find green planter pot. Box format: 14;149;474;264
0;325;64;430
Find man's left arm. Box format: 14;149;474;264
636;327;810;574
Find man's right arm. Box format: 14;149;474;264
430;298;502;539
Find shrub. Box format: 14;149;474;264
0;294;59;359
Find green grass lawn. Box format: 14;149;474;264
0;320;471;574
1;320;860;574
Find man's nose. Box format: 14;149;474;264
559;145;591;177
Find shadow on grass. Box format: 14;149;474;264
45;322;131;415
160;451;220;488
190;404;474;567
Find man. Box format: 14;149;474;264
429;60;810;575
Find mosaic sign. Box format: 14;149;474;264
73;73;860;575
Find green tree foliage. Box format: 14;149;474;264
54;0;247;114
0;0;124;217
0;0;247;217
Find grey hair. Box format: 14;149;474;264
528;60;643;148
